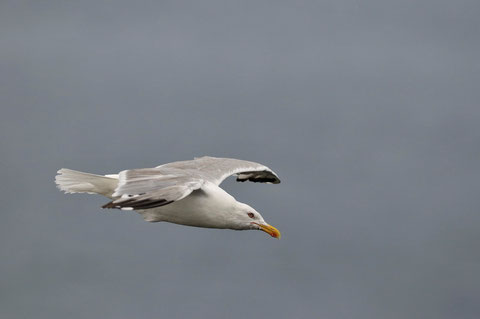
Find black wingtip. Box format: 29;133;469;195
236;176;281;184
101;198;174;210
102;201;117;209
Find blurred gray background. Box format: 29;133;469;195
1;0;479;318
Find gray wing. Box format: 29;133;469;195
102;168;204;210
158;156;281;186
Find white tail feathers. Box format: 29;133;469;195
55;169;118;197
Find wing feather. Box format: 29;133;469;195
158;156;281;186
102;168;203;210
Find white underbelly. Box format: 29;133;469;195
135;183;235;229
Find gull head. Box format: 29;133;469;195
230;202;281;239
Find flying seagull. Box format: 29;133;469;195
55;156;281;238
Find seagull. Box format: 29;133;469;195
55;156;281;238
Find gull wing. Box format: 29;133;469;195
102;168;204;210
158;156;281;186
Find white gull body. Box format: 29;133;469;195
55;156;281;238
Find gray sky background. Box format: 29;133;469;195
1;1;480;318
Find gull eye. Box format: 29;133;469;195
247;212;255;219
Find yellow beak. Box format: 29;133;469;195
257;223;281;239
